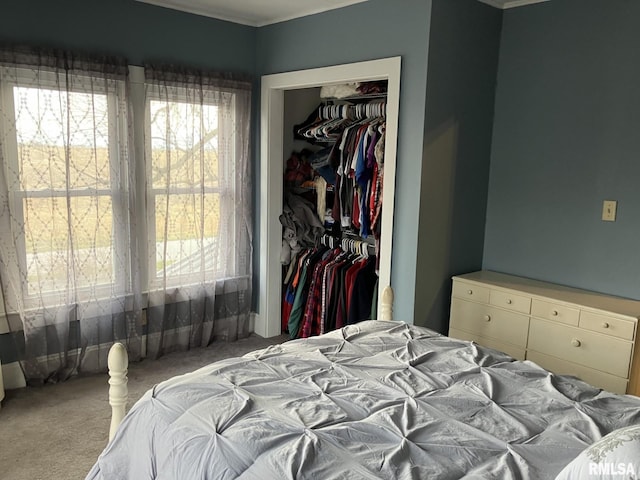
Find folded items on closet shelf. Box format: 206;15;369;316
357;80;387;96
319;81;388;99
320;83;360;99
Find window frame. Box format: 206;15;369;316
0;63;249;310
143;84;239;289
0;66;131;305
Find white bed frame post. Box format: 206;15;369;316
380;286;394;321
108;342;128;442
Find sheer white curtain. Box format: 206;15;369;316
0;48;142;383
0;50;253;383
142;66;252;358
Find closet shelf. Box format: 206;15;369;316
322;92;388;102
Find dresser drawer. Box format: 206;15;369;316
531;299;579;326
450;298;529;347
528;318;632;378
489;290;531;314
579;311;635;341
526;351;628;395
452;280;490;304
449;328;525;360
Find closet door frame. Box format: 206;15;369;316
258;57;401;337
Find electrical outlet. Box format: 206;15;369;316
602;200;617;222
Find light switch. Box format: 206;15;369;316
602;200;617;222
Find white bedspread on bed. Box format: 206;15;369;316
86;321;640;479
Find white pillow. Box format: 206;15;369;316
556;424;640;479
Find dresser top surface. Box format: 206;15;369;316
453;270;640;319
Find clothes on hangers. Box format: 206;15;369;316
281;94;387;337
295;102;386;143
282;242;378;339
333;119;386;241
289;100;386;247
285;247;327;338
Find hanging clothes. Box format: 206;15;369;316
283;241;377;339
282;93;387;338
287;247;328;338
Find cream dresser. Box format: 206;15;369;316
449;271;640;396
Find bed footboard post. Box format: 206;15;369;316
108;342;129;442
380;286;394;321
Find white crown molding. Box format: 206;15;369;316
254;1;369;27
477;0;550;9
135;0;369;27
136;0;258;26
477;0;505;7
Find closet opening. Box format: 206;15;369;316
258;57;401;338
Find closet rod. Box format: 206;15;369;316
320;233;375;256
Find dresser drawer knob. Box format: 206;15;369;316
602;322;610;329
484;315;491;322
571;338;581;348
551;310;559;316
506;299;512;305
467;289;473;295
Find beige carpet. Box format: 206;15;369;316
0;334;288;480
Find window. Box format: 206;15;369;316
0;62;250;309
0;54;253;379
145;86;239;287
0;67;129;302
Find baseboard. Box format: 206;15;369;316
249;312;258;335
2;361;27;390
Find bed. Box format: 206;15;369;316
87;287;640;479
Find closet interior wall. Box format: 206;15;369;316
284;88;322;164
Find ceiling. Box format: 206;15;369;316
135;0;550;27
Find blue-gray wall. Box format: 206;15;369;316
0;0;255;71
484;0;640;300
256;0;433;323
416;0;502;332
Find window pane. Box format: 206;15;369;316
14;86;112;190
149;100;219;189
24;196;115;293
154;193;220;277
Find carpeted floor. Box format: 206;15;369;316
0;334;288;480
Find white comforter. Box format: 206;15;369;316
86;321;640;479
